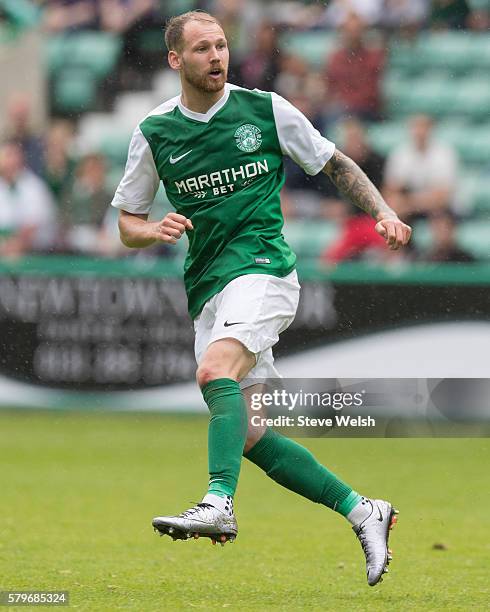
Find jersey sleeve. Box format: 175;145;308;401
270;92;335;176
111;126;160;214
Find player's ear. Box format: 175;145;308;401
168;50;181;71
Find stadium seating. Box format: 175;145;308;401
0;0;40;31
47;32;122;78
389;32;490;76
283;219;339;258
46;33;122;113
412;218;490;259
57;27;490;262
281;218;490;261
368;120;490;167
52;68;98;113
385;75;490;120
279;31;337;68
458;172;490;215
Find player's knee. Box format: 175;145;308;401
196;363;228;388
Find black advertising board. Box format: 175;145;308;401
0;257;489;390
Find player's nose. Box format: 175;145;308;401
209;47;221;61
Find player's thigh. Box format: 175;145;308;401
197;337;256;385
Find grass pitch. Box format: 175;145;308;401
0;411;488;611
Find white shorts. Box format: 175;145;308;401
194;271;301;389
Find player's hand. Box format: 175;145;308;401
153;212;193;244
375;216;412;250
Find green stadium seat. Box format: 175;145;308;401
416;32;477;73
469;0;489;8
282;220;339;257
439;124;490;165
73;33;122;78
458;173;490;216
389;40;423;76
452;79;490;121
367;120;490;166
382;70;409;99
465;34;490;71
458;220;490;259
386;74;454;117
413;219;490;259
367;121;407;156
0;0;40;29
46;33;122;79
99;133;132;167
279;31;337;69
386;72;490;121
52;68;97;113
388;34;477;76
46;35;66;74
134;29;162;55
106;165;125;193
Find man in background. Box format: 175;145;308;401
0;142;56;256
383;114;459;224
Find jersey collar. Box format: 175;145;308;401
177;83;231;123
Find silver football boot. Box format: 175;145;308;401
352;498;398;586
152;496;237;546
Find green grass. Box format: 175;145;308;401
0;412;489;611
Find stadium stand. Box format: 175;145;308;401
1;1;489;261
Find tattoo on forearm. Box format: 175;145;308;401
324;150;395;219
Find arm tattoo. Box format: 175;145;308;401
323;149;396;220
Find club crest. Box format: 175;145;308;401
234;124;262;152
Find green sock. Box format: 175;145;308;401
244;428;361;515
202;378;247;498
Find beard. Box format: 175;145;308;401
181;61;227;93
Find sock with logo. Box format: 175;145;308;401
202;378;247;499
244;427;362;514
345;496;375;525
201;493;235;516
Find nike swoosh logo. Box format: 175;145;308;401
169;150;193;164
376;506;383;522
224;320;246;327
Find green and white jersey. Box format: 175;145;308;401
112;83;335;319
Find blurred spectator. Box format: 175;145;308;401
430;0;471;30
321;118;387;263
325;12;385;123
383;114;459;224
281;93;336;219
43;120;76;200
99;0;157;33
275;54;310;101
0;142;57;256
59;153;112;253
466;7;490;31
104;0;163;84
382;0;429;33
322;0;384;27
43;0;161;36
418;210;474;262
239;20;281;91
212;0;263;62
42;0;99;33
4;93;44;176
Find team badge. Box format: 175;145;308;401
234;124;262;152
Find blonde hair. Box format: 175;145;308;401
164;11;222;53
